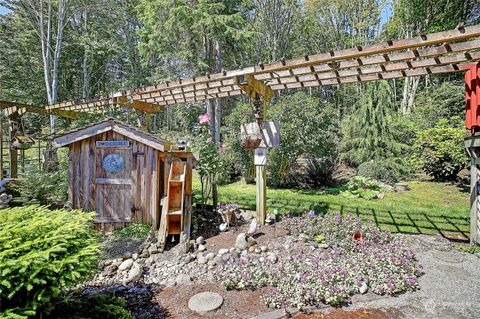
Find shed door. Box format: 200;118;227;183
94;144;132;223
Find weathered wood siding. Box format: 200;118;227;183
68;130;163;231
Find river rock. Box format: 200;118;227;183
235;233;248;250
123;263;142;285
218;248;229;256
360;282;368;294
267;252;278;263
198;256;208;264
260;246;269;252
247;236;257;247
198;244;206;252
118;259;134;272
206;252;215;260
176;274;192;285
196;236;205;245
219;223;228;232
247;218;258;236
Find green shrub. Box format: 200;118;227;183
13;155;68;207
47;294;132;319
0;206;100;318
268;92;340;188
357;158;414;184
415;120;467;181
112;222;151;239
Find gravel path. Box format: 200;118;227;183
343;234;480;319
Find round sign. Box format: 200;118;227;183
102;153;125;174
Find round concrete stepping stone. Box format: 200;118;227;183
188;292;223;314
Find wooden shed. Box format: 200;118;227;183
53;118;194;246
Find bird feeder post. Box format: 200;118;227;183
236;75;276;225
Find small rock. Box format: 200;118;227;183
185;255;194;263
139;253;149;258
176;274;192;285
198;244;206;252
247;218;258;236
104;259;113;266
260;246;268;252
254;247;261;254
132;253;139;260
206;252;215;260
319;243;329;249
219;223;228;232
299;234;309;242
218;248;229;256
360;282;368;294
196;236;205;245
198;256;208;264
247;236;257;247
267;253;278;263
123;251;132;260
235;233;248;250
118;259;134;272
207;260;217;267
248;246;255;253
221;253;231;262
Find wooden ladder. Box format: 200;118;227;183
157;161;186;251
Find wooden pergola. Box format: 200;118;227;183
4;23;480;242
43;23;480;113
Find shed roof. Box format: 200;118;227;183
52;118;171;152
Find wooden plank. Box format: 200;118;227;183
94;178;132;185
53;121;113;148
81;139;90;210
68;145;74;206
112;123;168;152
0;100;81;119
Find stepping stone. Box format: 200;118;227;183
188;292;223;314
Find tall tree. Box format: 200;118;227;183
137;0;252;142
341;80;404;166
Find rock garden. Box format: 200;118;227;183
78;208;438;318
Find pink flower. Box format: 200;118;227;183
198;112;210;124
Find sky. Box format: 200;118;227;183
0;5;9;15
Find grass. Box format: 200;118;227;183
193;173;470;240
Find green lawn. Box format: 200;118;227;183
193;173;470;240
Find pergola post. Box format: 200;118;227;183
465;136;480;244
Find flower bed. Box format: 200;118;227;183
214;212;422;309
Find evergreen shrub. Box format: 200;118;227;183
0;206;100;318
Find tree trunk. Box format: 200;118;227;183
82;8;89;99
400;76;420;116
214;40;222;144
